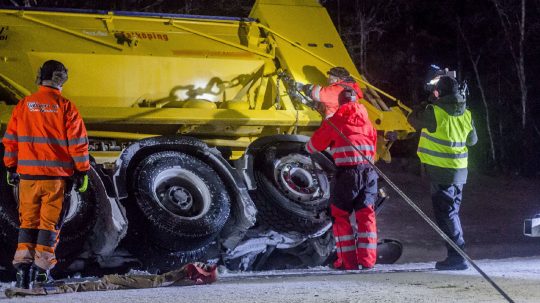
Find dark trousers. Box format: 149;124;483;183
430;183;464;256
331;164;378;212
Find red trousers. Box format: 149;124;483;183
331;204;377;269
13;179;65;270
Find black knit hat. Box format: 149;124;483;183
40;60;67;81
435;76;458;97
327;67;350;79
37;60;68;87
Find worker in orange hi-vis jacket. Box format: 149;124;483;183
2;60;90;289
297;67;364;118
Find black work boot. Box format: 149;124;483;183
436;243;469;270
15;263;32;289
30;265;50;288
435;246;469;271
435;255;468;270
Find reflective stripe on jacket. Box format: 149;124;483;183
306;101;376;166
2;86;90;176
417;105;472;169
311;81;363;117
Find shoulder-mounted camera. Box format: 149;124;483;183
424;64;469;101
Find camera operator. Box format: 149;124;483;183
408;75;477;270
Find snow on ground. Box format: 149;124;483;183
2;162;539;302
1;256;539;303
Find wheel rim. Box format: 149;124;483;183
273;154;327;204
152;166;211;220
66;189;83;222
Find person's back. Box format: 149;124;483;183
6;86;88;177
312;79;363;118
300;67;364;118
306;89;378;270
2;60;90;289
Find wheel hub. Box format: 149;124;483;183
274;154;325;203
166;186;193;211
153;167;211;220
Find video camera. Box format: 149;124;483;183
424;64;468;102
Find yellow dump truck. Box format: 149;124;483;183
0;0;414;271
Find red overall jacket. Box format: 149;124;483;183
310;81;363;117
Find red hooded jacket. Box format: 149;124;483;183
306;101;376;166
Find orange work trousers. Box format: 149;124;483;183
13;179;66;270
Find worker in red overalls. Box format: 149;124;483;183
305;88;378;270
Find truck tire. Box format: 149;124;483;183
55;183;99;261
133;151;231;239
252;142;331;234
122;224;215;271
0;163;17;271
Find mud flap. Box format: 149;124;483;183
87;167;128;256
376;239;403;264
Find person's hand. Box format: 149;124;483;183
315;102;326;117
6;167;19;187
74;171;88;193
384;131;398;142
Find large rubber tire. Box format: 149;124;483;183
0;163;17;272
132;151;231;239
126;150;231;270
0;163;98;268
122;224;216;272
55;182;99;261
252;142;331;234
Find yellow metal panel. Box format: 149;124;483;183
91;151;122;164
76;107;321;126
251;1;358;85
0;4;415;162
23;52;266;107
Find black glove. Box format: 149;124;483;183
73;171;89;193
6;166;19;186
301;83;314;96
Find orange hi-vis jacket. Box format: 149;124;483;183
3;86;89;177
310;80;363;118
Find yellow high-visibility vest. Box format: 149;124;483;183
417;105;472;169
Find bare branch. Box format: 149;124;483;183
458;17;497;163
490;0;528;128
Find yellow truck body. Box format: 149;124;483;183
0;0;414;271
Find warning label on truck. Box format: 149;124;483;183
0;27;8;41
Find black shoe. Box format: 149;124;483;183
15;264;32;289
30;265;50;288
435;256;469;270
